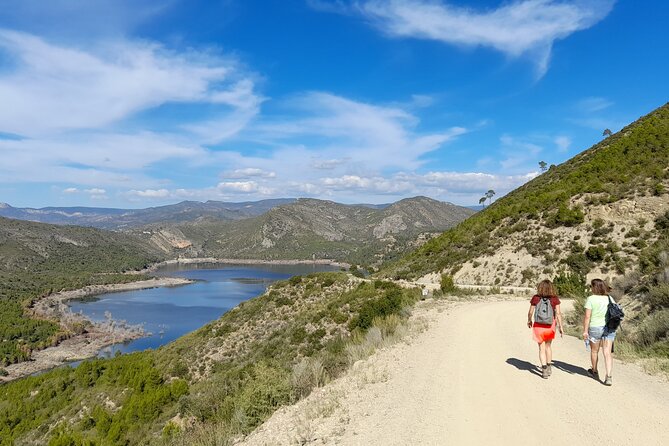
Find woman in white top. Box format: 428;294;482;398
582;278;616;386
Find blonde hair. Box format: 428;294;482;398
590;278;610;295
537;279;557;297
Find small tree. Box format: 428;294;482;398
603;128;613;138
478;196;487;208
485;189;496;206
539;160;547;172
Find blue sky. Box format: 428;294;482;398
0;0;667;208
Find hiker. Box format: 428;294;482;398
527;279;564;379
583;278;617;386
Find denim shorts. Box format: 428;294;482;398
588;325;616;342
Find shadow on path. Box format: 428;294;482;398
552;360;590;377
505;358;541;377
506;358;591;379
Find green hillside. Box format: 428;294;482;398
0;273;420;445
384;102;669;282
0;217;163;366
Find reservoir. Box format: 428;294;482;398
68;263;339;356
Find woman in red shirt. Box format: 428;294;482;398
527;279;564;379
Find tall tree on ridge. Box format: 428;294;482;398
478;196;487;208
603;128;613;138
485;189;496;206
539;160;548;172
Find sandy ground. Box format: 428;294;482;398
1;277;192;383
238;299;669;446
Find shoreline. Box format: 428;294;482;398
1;260;345;383
1;277;193;383
142;257;349;273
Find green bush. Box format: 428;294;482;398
647;284;669;308
554;272;587;318
633;310;669;346
656;211;669;231
440;274;457;293
562;253;593;276
546;205;585;228
585;245;607;262
349;288;405;330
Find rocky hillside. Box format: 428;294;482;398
384;102;669;286
138;197;475;266
0;199;295;229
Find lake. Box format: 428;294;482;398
68;263;339;357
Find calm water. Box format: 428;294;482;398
68;263;338;357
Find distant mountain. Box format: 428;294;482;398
0;199;296;229
137;196;475;266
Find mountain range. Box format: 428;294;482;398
0;199;296;229
139;196;474;265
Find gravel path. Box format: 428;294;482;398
238;299;669;445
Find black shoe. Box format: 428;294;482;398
587;368;599;379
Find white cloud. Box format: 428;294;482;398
128;188;170;198
310;158;350;170
0;29;259;137
555;135;572;152
322;175;414;194
499;134;543;171
253;92;467;171
84;188;106;195
351;0;614;76
222;168;276;179
216;181;274;195
62;187;79;194
577;96;614;113
0;30;262;190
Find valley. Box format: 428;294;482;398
1;105;668;445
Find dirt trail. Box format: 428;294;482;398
239;300;669;445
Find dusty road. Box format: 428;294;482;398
240;300;669;445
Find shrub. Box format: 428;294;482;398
654;183;666;196
349;288;404;330
554;272;587;318
235;362;292;430
585;245;606;262
288;276;302;286
656;211;669;231
440;274;457;293
291;358;327;399
633;310;669;346
562;253;593;276
546;205;584;228
647;284;669;308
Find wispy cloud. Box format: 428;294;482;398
499;134;543;171
0;29;263;193
554;135;572;152
333;0;614;76
253;92;467;171
577;96;614;113
0;29;258;137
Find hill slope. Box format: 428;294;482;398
139;197;475;266
0;217;163;365
385;103;669;285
